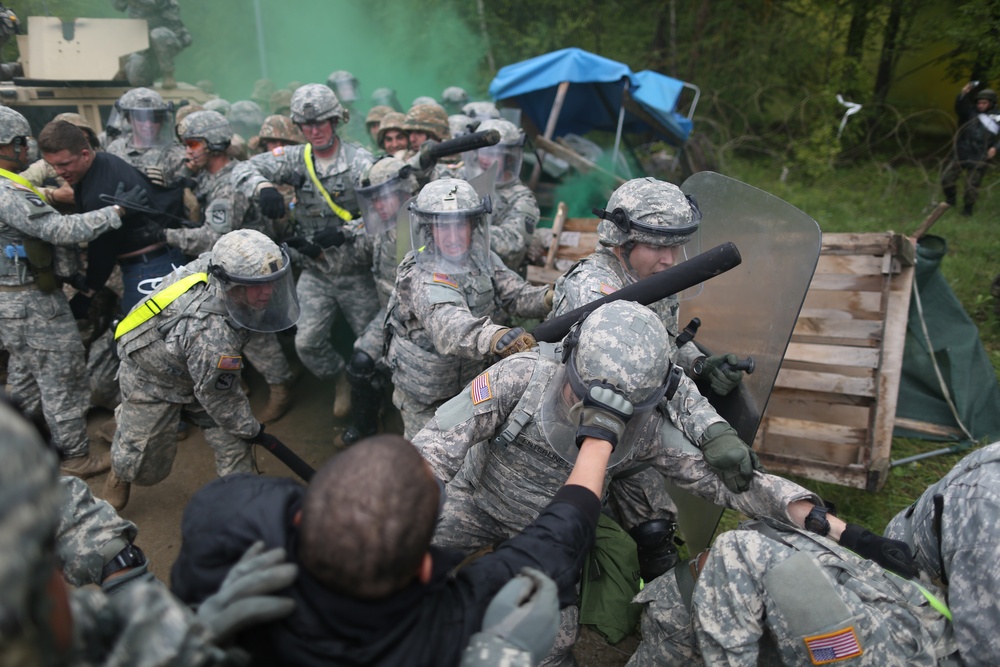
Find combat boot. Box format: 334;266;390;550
257;381;294;424
103;467;131;512
60;450;111;479
629;518;680;583
96;418;117;444
332;371;352;419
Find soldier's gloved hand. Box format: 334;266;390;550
313;227;346;249
418;139;439;169
113;182;151;215
461;567;559;667
491;327;536;359
543;288;554;310
696;354;745;396
69;292;92;320
68;273;89;292
838;524;919;580
700;422;761;493
284;235;322;259
258;186;286;218
196;541;297;644
576;381;633;449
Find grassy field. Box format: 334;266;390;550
713;157;1000;532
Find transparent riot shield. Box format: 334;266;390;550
668;171;822;553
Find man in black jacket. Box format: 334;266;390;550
170;431;614;667
941;82;1000;216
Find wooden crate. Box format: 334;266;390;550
753;232;916;492
526;211;599;286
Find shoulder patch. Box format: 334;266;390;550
803;627;862;664
218;355;243;370
215;372;236;391
599;283;618;295
433;272;459;289
271;146;285;156
471;371;493;405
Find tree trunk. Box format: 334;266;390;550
688;0;711;81
873;0;903;105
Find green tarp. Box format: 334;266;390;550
894;235;1000;442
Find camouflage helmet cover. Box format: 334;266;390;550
174;103;205;137
357;156;418;234
411;95;439;108
229;100;264;128
203;98;232;116
251;78;276;104
403;103;451;141
269;89;293;115
409;178;492;273
180;109;233;151
462;101;501;120
290;83;348;125
413;177;482;214
441;86;469;105
597;177;700;248
366;105;394;127
377;111;407;146
371;87;402;111
976;88;998;104
365;155;417;190
258;114;305;145
449;113;479;138
0;106;30;144
476;118;524;146
211;229;285;281
117;86;169;112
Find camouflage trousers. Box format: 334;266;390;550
294;268;379;381
57;476;138;587
0;290;91;458
112;362;254;486
627;525;955;666
393;385;445;440
354;305;387;362
244;331;295;385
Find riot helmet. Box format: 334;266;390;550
411;95;439;108
377;112;409;153
976;88;998;108
203;98;232;116
441;86;469;114
116;87;174;148
327;70;360;105
0;106;31;168
228;100;265;141
463;118;524;186
371;86;402;112
595;177;702;291
409;178;492;274
257;114;305;151
448;114;479;139
357;156;418;236
462;101;501;120
540;301;675;468
269;89;293;116
208;229;300;333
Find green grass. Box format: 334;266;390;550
713;157;1000;533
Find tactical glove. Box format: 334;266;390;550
196;541;297;644
313;227;346;249
464;567;559;667
576;381;633;449
543;289;554;310
491;327;536;359
67;273;89;292
700;422;761;493
284;235;323;259
258;186;286;218
696;353;745;396
838;524;919;580
69;292;92;320
113;182;151;215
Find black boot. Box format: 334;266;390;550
629;518;680;582
338;351;382;447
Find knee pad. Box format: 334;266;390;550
630;518;680;582
346;350;376;383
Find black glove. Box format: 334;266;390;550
258;187;286;218
838;523;919;579
67;273;89;292
313;227;346;249
418;139;439;169
113;182;151;214
69;292;92;320
284;235;322;259
575;381;634;449
246;423;283;450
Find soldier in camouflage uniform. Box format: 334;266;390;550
233;83;377;419
378;111;410;156
112;0;192;89
465;118;538;273
164;110;298;424
0;106;138;478
387;178;551;437
229;100;265;146
270;89;293;116
413;301;790;667
552;177;748;394
463;101;502;121
103;229;301;511
251;115;304;241
0;398;297;666
442;86;470;114
365;104;394;146
403;103;455;184
106;87;188;186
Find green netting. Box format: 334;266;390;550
894;235;1000;443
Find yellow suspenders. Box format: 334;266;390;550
303;143;353;222
114;272;208;339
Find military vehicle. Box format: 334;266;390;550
0;15;211;134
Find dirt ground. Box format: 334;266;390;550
80;365;640;665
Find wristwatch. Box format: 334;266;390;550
691;356;707;377
804;505;832;537
101;543;146;581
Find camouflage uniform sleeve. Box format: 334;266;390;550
0;185;121;244
163;144;190;185
416;277;505;358
490;186;538;268
349;143;376;180
550;259;617;319
56;476;138;587
675;340;704;374
414;354;535;480
234;147;301;191
184;320;260;439
490;253;551;318
165;180;234;256
661;372;727;444
19;159;57;187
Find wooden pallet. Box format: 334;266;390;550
753;232;916;492
526;207;599;286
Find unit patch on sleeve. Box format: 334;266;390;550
599;283;618;295
433;272;459;289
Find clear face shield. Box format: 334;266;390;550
357;175;413;236
214;246;301;333
332;79;359;105
124;107;174;148
538;348;667;469
409;199;491;274
463;142;524;186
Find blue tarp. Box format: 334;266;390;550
488;47;693;144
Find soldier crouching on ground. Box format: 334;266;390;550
103;229;300;511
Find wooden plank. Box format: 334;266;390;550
821;232;894;255
763;395;871;428
562;218;598;233
894;417;966;438
529;80;570;190
770;385;875;408
755;431;863;466
543;202;568;269
791;317;884;341
772;368;876;397
807;273;887;292
526;265;564;286
784;342;881;368
534;135;627;186
802;290;884;315
754;451;870;489
762;416;868;448
815;254;887;275
798;307;884;321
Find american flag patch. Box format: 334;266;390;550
804;627;862;664
271;146;285;156
599;283;618;295
471;372;492;405
433;272;459;289
217;355;243;370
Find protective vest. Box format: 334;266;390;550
291;142;363;235
114;271;208;339
372;230;399;308
0;176;56;288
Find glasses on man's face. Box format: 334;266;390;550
184;138;207;150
